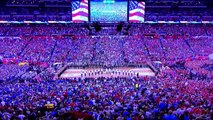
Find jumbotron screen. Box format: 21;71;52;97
91;0;128;22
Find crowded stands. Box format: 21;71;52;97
0;0;212;119
0;23;212;119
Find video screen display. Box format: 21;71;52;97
91;0;127;22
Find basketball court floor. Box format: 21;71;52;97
59;67;155;79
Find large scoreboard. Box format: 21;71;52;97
71;0;145;22
91;0;127;22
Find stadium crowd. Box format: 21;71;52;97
0;24;212;119
0;74;212;119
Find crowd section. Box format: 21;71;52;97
0;24;212;64
0;24;212;119
188;37;213;56
145;8;213;21
20;37;56;62
0;37;31;58
0;76;212;119
0;64;29;83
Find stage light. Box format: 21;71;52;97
116;22;124;32
93;22;102;32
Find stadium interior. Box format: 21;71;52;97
0;0;213;120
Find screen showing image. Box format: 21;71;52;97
91;0;127;22
72;0;89;22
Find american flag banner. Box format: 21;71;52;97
72;0;88;22
129;0;145;22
